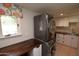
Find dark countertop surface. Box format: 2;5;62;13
56;31;79;36
0;39;40;56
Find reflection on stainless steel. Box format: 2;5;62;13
39;20;43;31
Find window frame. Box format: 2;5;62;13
0;15;22;39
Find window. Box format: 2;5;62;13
0;15;21;37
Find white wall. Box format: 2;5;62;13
55;15;79;27
0;8;38;48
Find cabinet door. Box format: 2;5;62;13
71;35;78;48
63;35;72;46
56;34;63;43
56;34;60;43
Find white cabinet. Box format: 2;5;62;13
56;33;79;48
56;34;64;43
71;35;78;48
63;35;72;46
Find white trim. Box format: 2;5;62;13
0;33;22;39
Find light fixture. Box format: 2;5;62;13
60;13;63;16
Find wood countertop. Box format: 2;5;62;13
0;39;40;56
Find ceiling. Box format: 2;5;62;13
16;3;79;18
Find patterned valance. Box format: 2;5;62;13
0;3;23;18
